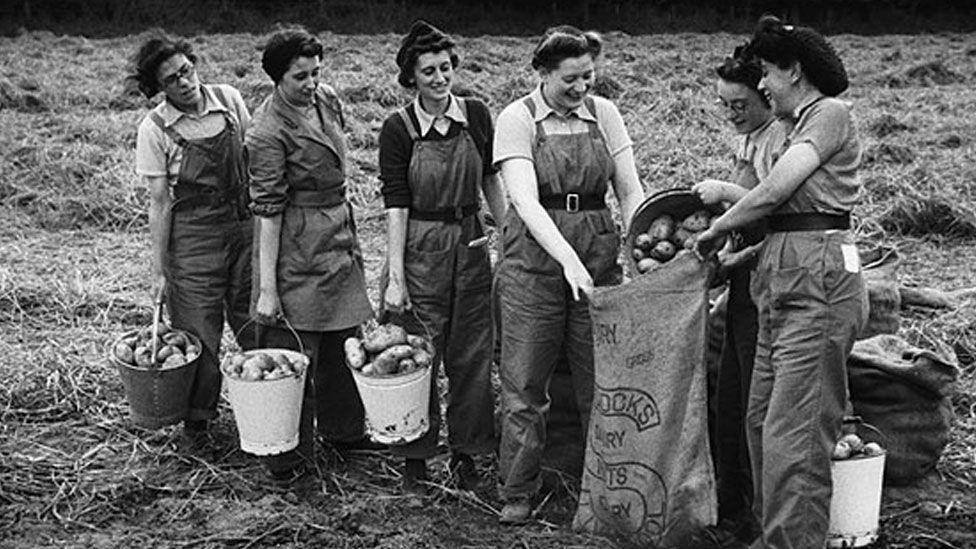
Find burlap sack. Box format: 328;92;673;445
574;254;716;548
848;334;959;485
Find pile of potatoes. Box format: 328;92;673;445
113;323;200;370
345;324;433;377
222;351;306;381
632;210;714;273
832;433;884;460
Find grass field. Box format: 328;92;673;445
1;28;975;548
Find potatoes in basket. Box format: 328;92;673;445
222;351;305;381
631;209;716;273
112;324;200;369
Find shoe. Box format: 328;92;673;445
178;419;210;452
268;462;309;485
450;452;480;490
402;458;428;496
183;419;209;433
499;499;532;525
331;436;388;452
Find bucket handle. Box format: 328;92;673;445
150;287;165;367
236;315;306;358
843;416;887;446
378;306;435;348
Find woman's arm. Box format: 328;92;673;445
696;142;821;257
383;207;410;311
500;158;593;300
255;215;283;320
481;172;508;228
146;175;172;302
608;147;644;235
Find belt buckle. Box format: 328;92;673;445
565;193;580;213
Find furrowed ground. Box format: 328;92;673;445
1;30;975;548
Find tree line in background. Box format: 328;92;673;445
3;0;975;35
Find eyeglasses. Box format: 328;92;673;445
160;63;195;88
715;98;749;114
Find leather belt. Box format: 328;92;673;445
410;204;479;223
767;212;850;232
290;187;346;208
172;185;229;212
539;193;605;212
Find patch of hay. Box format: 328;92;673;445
868;114;913;138
879;195;976;239
864;142;917;165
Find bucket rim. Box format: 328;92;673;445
349;362;431;385
109;328;202;372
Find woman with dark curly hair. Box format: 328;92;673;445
492;25;644;524
378;20;506;496
695;16;868;548
246;27;378;481
133;35;254;444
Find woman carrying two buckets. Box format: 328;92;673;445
246;27;381;482
377;21;507;496
695;16;868;549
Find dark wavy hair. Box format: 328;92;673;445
531;25;602;72
261;27;324;84
715;44;769;107
395;20;459;88
132;35;197;99
745;15;849;96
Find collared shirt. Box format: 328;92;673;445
493;85;632;167
732;117;787;186
135;84;250;184
413;94;467;137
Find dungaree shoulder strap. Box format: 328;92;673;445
397;106;421;142
582;96;603;140
148;110;188;148
522;96;547;145
457;97;470;128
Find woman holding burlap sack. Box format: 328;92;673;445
492;25;644;524
695;16;868;549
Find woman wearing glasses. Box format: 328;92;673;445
492;25;643;524
693;48;785;544
695;16;867;548
246;28;376;481
133;35;254;444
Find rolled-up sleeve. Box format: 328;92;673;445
246;128;289;217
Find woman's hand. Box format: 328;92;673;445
256;288;282;323
383;276;411;313
694;226;726;262
718;241;761;270
561;258;594;301
692;179;734;206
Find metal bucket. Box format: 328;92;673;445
111;329;201;429
828;419;887;548
350;363;431;446
223;348;309;456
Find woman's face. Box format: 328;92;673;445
540;54;594;114
279;55;321;106
716;79;771;135
758;59;796;118
157;53;201;110
413;50;453;110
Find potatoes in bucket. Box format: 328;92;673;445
221;351;306;382
632;209;716;273
112;323;201;370
346;324;433;377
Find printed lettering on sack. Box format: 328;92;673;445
578;451;667;544
594;385;661;432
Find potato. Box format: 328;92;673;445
122;334;139;348
185;344;201;360
397;358;417;374
363;324;409;353
636;257;661;273
373;344;415;374
648;215;675;241
228;353;247;369
681;210;712;232
862;442;884;456
648;240;677;262
412;349;432;368
361;363;376;376
156;344;176;362
406;334;434;355
134;346;153;368
162;353;186;369
832;440;852;460
162;331;187;349
114;342;134;364
839;433;865;454
345;337;366;369
632;247;646;262
242;365;263;381
244;354;276;373
634;233;654;251
264;369;285;381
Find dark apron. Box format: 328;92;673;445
496;96;621;501
380;100;495;460
150;94;253;421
